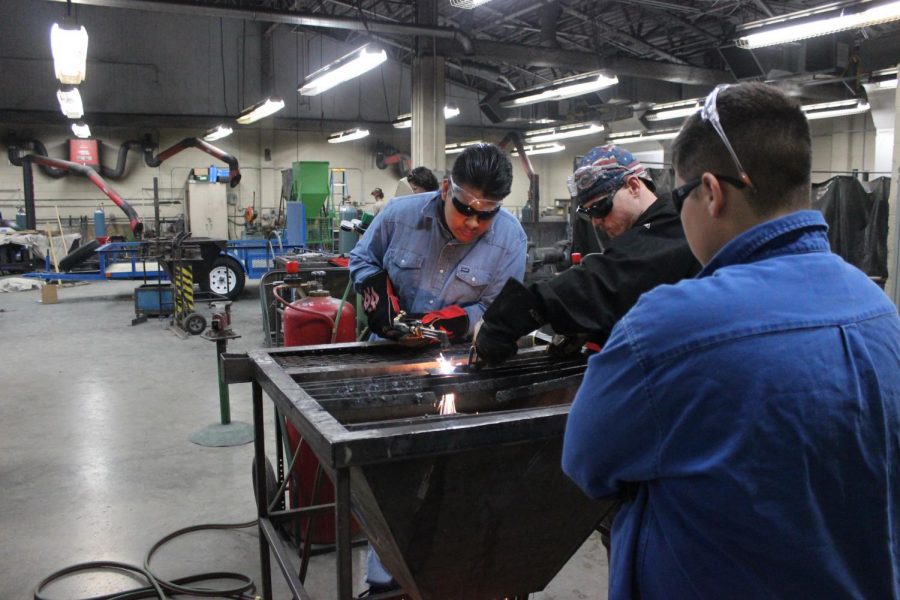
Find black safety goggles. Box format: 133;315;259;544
451;195;500;222
576;195;614;220
672;174;748;212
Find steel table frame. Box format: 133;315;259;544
226;342;575;600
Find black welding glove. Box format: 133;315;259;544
473;278;545;366
360;270;401;339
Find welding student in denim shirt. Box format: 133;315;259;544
349;143;526;593
350;143;528;346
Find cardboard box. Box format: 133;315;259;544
40;284;58;304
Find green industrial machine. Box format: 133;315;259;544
290;161;332;250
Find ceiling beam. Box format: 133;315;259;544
438;39;733;86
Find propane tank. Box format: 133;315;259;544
282;271;356;346
338;203;359;254
93;206;107;242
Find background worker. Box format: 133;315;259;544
563;81;900;599
473;144;700;365
349;143;527;591
370;187;386;215
407;165;439;193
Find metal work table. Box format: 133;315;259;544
225;341;610;600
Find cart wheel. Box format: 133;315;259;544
184;312;207;335
202;256;246;300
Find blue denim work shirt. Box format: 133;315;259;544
563;210;900;599
349;191;527;335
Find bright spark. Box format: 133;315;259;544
436;353;455;375
438;393;457;415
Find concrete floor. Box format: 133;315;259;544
0;278;608;600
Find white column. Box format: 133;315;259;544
411;56;445;175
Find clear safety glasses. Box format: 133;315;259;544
702;85;755;190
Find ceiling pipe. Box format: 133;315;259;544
46;0;474;53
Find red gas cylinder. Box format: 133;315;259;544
281;284;359;544
283;291;356;346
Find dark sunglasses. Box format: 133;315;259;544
452;195;500;221
575;178;628;220
672;174;748;212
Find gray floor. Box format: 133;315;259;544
0;278;608;600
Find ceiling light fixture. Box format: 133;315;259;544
868;67;899;88
643;98;702;122
736;1;900;49
71;121;91;139
445;140;485;154
203;125;233;142
498;72;618;108
802;98;871;120
51;22;89;85
524;122;604;144
608;128;681;144
236;97;285;125
511;142;566;156
392;106;461;129
299;44;387;96
57;86;84;119
328;127;370;144
450;0;493;8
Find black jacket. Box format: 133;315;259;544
532;193;701;343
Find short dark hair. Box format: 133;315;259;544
672;82;811;216
408;166;439;191
451;144;513;200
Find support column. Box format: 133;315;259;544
411;0;445;174
885;64;900;306
411;56;445;172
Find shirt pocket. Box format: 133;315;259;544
446;264;492;304
388;249;425;301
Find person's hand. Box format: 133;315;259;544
360;271;401;339
472;319;520;366
547;333;590;359
471;278;545;367
421;305;469;341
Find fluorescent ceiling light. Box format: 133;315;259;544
71;121;91;139
392;106;460;129
328;127;370;144
299;44;387;96
51;22;88;85
236;97;284;124
525;122;604;144
498;72;618;108
736;1;900;49
203;124;233;142
445;140;484;154
450;0;493;8
608;128;681;144
876;78;898;89
57;86;83;119
868;67;899;88
511;143;566;156
802;99;871;120
644;98;702;122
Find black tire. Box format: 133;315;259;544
201;256;246;300
183;312;206;335
58;240;99;272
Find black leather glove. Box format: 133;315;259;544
473;278;545;366
360;270;401;339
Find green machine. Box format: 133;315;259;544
290;161;332;250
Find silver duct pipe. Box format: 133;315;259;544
46;0;474;53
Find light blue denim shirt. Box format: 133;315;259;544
349;191;527;334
